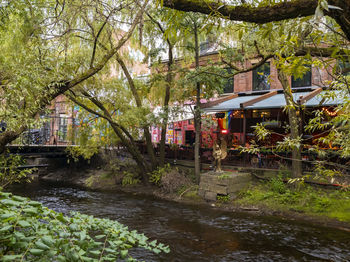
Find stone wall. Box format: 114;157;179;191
198;171;252;201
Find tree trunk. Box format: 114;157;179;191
194;23;201;183
0;127;26;154
110;123;151;177
277;69;303;177
159;44;173;167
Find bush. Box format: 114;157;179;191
122;171;141;186
160;169;192;194
269;177;287;194
0;153;34;189
0;191;169;261
217;194;230;203
314;197;332;212
149;164;171;186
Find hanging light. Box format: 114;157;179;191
221;129;229;134
322;107;338;116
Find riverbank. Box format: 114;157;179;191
40;167;350;232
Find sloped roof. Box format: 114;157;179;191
202;87;342;112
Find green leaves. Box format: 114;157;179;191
0;153;34;189
0;191;170;261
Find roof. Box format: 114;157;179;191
202;87;343;112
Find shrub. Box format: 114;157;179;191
0;191;169;261
149;164;171;186
122;171;141;186
0;153;34;189
217;194;230;203
314;197;332;212
269;176;287;194
160;169;192;194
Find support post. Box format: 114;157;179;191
242;110;247;146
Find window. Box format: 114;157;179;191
337;61;350;76
253;63;270;91
252;110;271;119
200;40;210;55
58;114;68;141
292;65;312;87
223;68;234;93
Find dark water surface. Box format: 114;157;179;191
8;181;350;262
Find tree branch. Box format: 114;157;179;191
163;0;350;41
163;0;318;24
90;7;116;68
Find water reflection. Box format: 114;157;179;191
8;181;350;262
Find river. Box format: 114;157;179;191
8;180;350;262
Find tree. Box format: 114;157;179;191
169;12;226;181
144;9;176;167
68;76;155;176
66;8;181;178
0;0;149;153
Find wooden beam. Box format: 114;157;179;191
201;93;238;109
297;87;323;104
240;91;277;108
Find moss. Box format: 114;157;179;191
84;171;119;190
182;186;201;201
236;182;350;222
85;175;97;188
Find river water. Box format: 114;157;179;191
8;181;350;262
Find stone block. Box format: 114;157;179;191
198;189;206;197
199;183;210;191
216;178;230;186
209;184;227;195
204;191;217;201
228;173;252;185
199;171;252;200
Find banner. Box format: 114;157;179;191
218;111;232;130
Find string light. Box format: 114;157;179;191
231;111;241;117
322;107;338;117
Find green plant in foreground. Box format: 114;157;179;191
149;164;171;186
0;191;170;261
0;153;34;189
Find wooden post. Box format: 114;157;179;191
243;110;247;146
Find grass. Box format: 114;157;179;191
236;178;350;222
177;185;201;200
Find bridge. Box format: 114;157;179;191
6;145;71;177
7;144;69;156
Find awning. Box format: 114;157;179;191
202;87;343;112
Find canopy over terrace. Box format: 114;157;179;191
202;87;342;112
201;87;343;144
